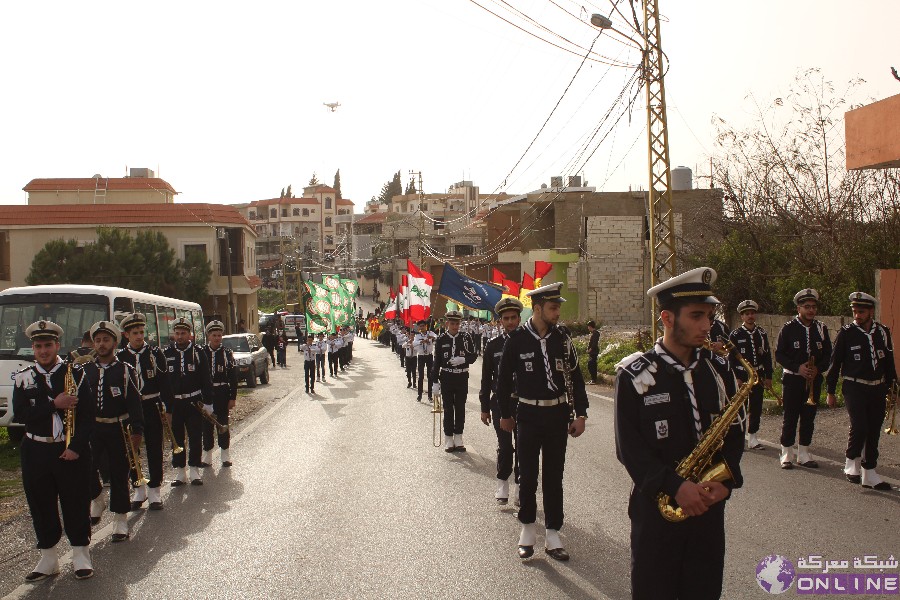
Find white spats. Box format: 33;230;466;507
797;445;813;464
844;457;861;477
32;546;60;576
220;448;231;465
112;513;129;536
444;435;454;451
512;483;520;506
862;469;884;487
454;434;464;448
173;468;187;483
518;522;537;547
495;479;509;501
132;485;147;504
90;497;105;519
779;446;794;466
545;528;563;551
148;486;161;504
747;433;760;449
71;546;92;571
201;450;213;465
189;466;201;482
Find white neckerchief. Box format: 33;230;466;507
524;318;559;393
853;321;878;373
35;358;65;440
127;343;148;391
176;342;193;374
741;324;759;366
209;345;221;378
655;341;703;440
96;359;118;413
447;331;459;358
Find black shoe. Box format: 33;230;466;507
799;460;819;468
454;445;466;452
407;382;412;388
25;571;56;582
846;474;862;484
149;502;163;511
864;481;892;491
417;395;422;402
444;446;455;453
111;533;129;543
546;547;570;561
310;389;315;394
305;387;309;393
74;569;94;580
496;498;509;505
191;479;203;486
780;461;793;470
171;480;185;487
199;462;211;468
130;500;145;511
222;461;233;468
517;545;534;559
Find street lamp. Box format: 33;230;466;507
590;13;612;29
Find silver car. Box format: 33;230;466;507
222;333;270;387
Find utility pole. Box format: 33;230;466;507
409;170;424;262
218;228;236;334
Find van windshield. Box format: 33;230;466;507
0;297;109;359
223;337;250;352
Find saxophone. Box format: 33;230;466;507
657;340;756;522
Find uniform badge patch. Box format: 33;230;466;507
168;366;174;372
655;420;669;439
793;341;800;349
555;358;564;372
853;354;860;361
525;361;533;372
877;350;885;358
111;386;121;397
816;342;822;349
644;393;670;406
217;365;224;372
187;364;195;371
146;369;155;379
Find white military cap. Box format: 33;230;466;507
25;320;63;341
737;300;759;313
495;296;524;315
205;320;225;334
119;312;147;331
647;267;720;305
445;310;463;321
793;288;819;305
172;317;193;332
90;320;121;345
848;291;876;308
526;282;566;303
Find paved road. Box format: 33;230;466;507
2;337;898;599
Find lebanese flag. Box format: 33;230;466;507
407;260;433;322
491;267;507;285
398;275;410;325
534;261;552;286
502;279;520;297
384;293;397;320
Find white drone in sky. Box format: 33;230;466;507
323;102;341;112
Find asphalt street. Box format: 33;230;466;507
2;336;898;600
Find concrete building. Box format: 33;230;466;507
24;169;177;205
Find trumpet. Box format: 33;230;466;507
121;422;148;488
804;356;817;406
431;389;443;448
156;402;183;453
193;401;228;434
62;353;94;449
885;382;899;436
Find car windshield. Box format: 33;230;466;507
223;337;250;352
0;298;108;359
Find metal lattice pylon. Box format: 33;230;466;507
642;0;676;340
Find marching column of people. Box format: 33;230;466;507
201;321;237;468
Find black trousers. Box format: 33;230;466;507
516;402;569;529
780;373;820;447
172;400;203;468
491;400;518;482
348;341;353;361
304;360;316;391
417;355;433;398
629;492;726;600
406;356;417;384
399;352;405;368
390;334;396;353
266;347;276;367
328;352;339;376
473;334;482;355
21;438;91;548
90;423;131;514
316;354;326;378
588;354;598;381
844;380;887;469
202;388;232;451
441;373;468;436
746;383;764;435
135;400;164;488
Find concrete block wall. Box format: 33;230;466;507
582;215;646;326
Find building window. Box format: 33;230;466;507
326;235;334;246
184;243;207;261
293;208;300;216
325;217;332;227
433;218;445;230
249;211;256;220
325;197;332;209
422;204;428;211
281;208;288;217
270;208;277;218
294;227;300;236
454;245;475;256
302;227;309;234
302;208;309;216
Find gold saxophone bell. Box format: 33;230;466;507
431;391;443;448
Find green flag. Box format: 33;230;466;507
305;281;333;333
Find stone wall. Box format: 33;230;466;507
743;313;847;345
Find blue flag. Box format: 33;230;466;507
436;263;504;313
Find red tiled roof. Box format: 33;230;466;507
250;197;319;207
354;212;388;224
308;185;336;193
0;203;251;227
245;275;262;289
23;178;178;195
337;198;354;206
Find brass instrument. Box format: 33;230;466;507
121;422;148;488
885;382;899;436
562;333;576;422
157;402;183;453
765;384;784;407
804;356;817;406
431;389;443;448
193;401;228;434
62;353;95;449
657;340;756;522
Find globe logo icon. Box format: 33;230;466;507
756;555;795;594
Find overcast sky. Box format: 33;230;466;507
1;0;896;209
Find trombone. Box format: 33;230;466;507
431;389;443;448
156;402;183;454
885;382;899;436
121;422;148;488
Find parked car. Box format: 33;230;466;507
222;333;270;387
283;314;306;341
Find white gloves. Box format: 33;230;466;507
432;382;441;395
203;403;214;415
449;356;466;366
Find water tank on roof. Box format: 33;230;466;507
568;175;581;188
672;166;692;190
550;176;563;188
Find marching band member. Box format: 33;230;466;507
729;300;773;450
164;318;214;486
396;328;408;370
775;288;832;469
432;310;477;451
414;320;438;402
118;312;173;511
327;332;342;378
495;282;588;561
299;334;317;394
201;321;237;468
315;332;327;382
81;320;143;542
404;327;417;389
14;321;95;581
615;268;742;598
479;297;523;505
69;330;94;361
826;292;896;489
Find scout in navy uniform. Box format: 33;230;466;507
80;320;143;542
404;326;418;389
299;333;317;394
479;297;523;505
614;268;743;600
774;288;832;469
164;317;215;486
414;320;438;402
315;332;327;382
68;331;95;362
201;321;238;468
729;300;773;450
826;292;896;490
431;310;478;452
13;321;95;581
117;312;174;511
495;282;588;561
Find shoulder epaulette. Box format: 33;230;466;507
619;350;656;378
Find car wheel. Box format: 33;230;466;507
260;365;269;384
246;366;257;388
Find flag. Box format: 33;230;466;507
384;293;397;320
305;281;333;333
502;279;520;297
322;274;351;328
520;272;535;309
407;260;433;323
534;261;553;287
436;262;503;313
491;267;507;285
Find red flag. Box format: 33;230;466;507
521;272;535;291
502;279;520;296
534;261;552;280
389;286;395;299
491;267;507;285
407;259;434;285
